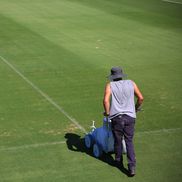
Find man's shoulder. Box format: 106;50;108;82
123;79;133;83
105;82;111;89
123;80;135;88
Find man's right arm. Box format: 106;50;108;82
132;81;144;112
103;82;111;116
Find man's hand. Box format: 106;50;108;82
135;105;142;112
133;81;144;112
103;111;109;116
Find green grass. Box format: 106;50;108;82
0;0;182;181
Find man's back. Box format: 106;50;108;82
110;80;136;119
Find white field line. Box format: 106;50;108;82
162;0;182;5
0;141;66;151
136;127;182;136
0;55;87;134
0;127;181;152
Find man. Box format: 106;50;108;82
103;67;144;177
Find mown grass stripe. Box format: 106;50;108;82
0;55;87;134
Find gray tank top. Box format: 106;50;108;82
109;80;136;119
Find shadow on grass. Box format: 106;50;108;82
65;133;129;176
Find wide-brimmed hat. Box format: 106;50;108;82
108;67;127;81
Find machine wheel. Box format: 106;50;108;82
93;143;103;158
85;134;93;148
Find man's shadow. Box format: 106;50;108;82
65;133;129;176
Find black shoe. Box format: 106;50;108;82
114;160;124;169
128;167;135;177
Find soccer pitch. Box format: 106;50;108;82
0;0;182;181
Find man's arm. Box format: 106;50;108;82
103;83;111;116
133;81;144;112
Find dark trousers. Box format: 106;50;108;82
111;114;136;169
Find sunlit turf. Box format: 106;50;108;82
0;0;182;181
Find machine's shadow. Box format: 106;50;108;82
65;133;129;176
